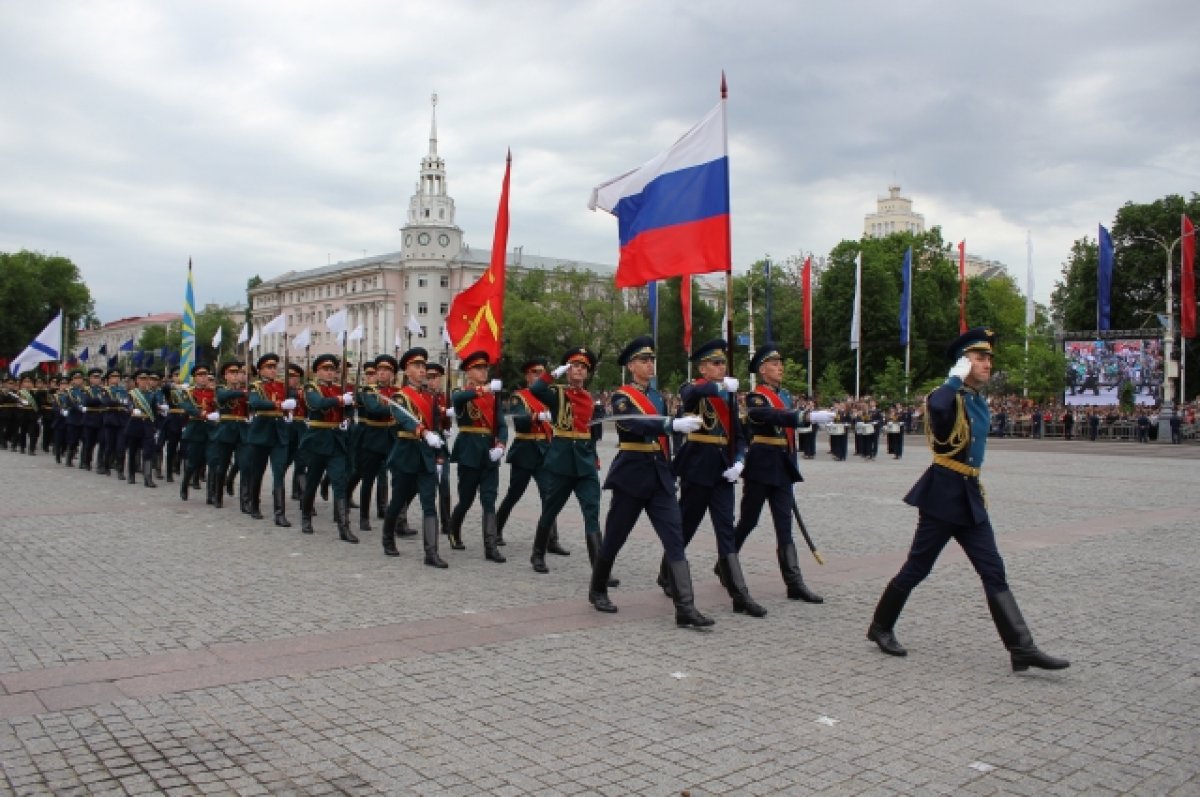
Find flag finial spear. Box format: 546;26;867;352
720;71;727;99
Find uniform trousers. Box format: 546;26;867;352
733;480;795;549
600;486;687;562
889;513;1010;597
535;472;601;538
678;479;737;555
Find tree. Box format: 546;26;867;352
816;361;846;403
871;356;909;403
0;250;95;355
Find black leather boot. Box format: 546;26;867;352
153;453;164;480
585;533;619;587
483;512;505;562
142;458;157;488
319;476;329;502
335;498;359;544
212;465;225;508
165;451;175;483
778;543;823;603
248;475;264;519
530;520;550;573
273;488;291;527
718;554;767;618
192;466;202;490
291;472;303;502
127;451;139;485
238;475;251;514
867;582;909;657
358;505;372;532
495;500;511;547
656;555;672;596
422;515;447;568
546;522;570;556
382;510;399;556
588;556;618;613
300;490;315;534
446;503;466;550
376;479;388;520
225;464;237;496
180;466;191;501
987;590;1070;672
205;468;216;506
395;511;416;537
667;559;715;628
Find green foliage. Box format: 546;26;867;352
0;250;95;355
196;308;238;367
1119;380;1136;414
870;356;909;403
779;357;808;398
816;361;846;403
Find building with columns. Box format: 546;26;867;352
864;184;926;239
247;96;617;367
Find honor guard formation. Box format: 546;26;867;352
2;329;1069;668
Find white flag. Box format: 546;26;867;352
292;327;311;350
325;308;347;337
406;314;422;337
850;252;862;351
394;327;402;349
9;311;62;377
348;324;364;342
211;325;223;349
248;331;260;350
237;323;249;345
262;313;287;336
1025;231;1036;328
441;322;452;346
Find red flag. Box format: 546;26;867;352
681;275;693;353
1183;215;1196;339
802;255;812;350
958;239;968;333
447;152;510;360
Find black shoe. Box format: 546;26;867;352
589;556;619;613
718;554;767;618
483;513;505;563
422;516;447;568
382;512;399;556
335;499;359;544
867;624;907;656
778;544;823;603
272;489;291;527
867;583;910;656
987;590;1069;672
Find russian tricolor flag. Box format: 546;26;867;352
589;100;730;288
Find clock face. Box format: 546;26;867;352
405;234;413;246
438;233;450;247
418;232;431;246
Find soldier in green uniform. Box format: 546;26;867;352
354;355;399;535
245;353;297;525
175;364;215;502
377;347;449;567
205;361;248;508
447;350;508;562
299;353;358;543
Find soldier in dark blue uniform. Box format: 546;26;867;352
79;367;105;470
124;369;163;488
867;328;1070;672
669;339;766;618
98;369;127;476
589;336;714;628
733;343;832;603
159;368;186;483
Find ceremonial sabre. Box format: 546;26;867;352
788;492;825;565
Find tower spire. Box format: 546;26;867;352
429;93;438;157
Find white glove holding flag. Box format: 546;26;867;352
552;364;569;378
158;403;169;415
488;379;503;393
341;392;355;406
131;408;143;418
488;445;505;462
671;416;703;434
721;461;744;482
445;407;455;419
808;410;835;425
206;411;220;422
949;356;972;380
536;410;552;422
60;409;68;417
722;377;739;393
423;430;444;449
280;398;296;411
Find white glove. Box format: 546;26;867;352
808;410;835;424
949;356;972;380
552;364;569;378
206;411;220;422
445;407;455;419
19;399;30;406
283;415;293;424
671;416;703;433
488;445;504;462
436;463;443;480
722;377;739;393
721;461;744;482
60;409;68;417
132;408;144;418
488;378;503;393
341;391;355;405
158;403;169;414
339;419;349;430
536;410;552;422
423;430;444;449
80;406;88;413
280;398;297;411
177;382;190;390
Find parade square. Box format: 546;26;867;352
1;437;1196;795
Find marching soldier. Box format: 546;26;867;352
177;364;215;501
285;363;308;505
588;335;714;628
99;368;128;476
299;354;357;543
377;347;448;567
447;351;508;562
79;367;106;470
885;404;906;459
39;376;58;454
246;353;297;525
733;343;832;603
866;328;1070;671
124;369;163;488
527;347;610;579
63;370;86;466
796;397;819;460
159;368;186;482
827;402;850;461
425;361;453;543
13;374;39;454
206;361;248;508
497;358;569;556
669;339;766;617
354;354;399;534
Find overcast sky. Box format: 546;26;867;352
2;1;1197;325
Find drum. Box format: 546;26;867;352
855;422;874;435
827;423;846;435
885;423;902;434
797;425;813;434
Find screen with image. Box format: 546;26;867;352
1063;338;1162;407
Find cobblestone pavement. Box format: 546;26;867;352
1;437;1197;795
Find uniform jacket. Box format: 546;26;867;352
301;382;348;456
672;378;744;487
529;375;600;478
743;383;804;486
450;385;508;469
505;388;551;470
246;379;290;448
603;382;674;499
902;375;989;526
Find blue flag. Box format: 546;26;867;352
79;347;89;362
132;351;144;368
98;343;107;356
899;246;913;345
119;338;134;352
107;355;117;370
181;260;197;382
1098;224;1113;330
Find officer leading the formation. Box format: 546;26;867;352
866;327;1070;672
589;335;714;628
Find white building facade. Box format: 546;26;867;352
863;184;926;239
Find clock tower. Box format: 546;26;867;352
402;93;463;261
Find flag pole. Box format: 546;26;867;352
720;72;736;464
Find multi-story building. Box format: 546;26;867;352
76;313;182;363
247;96;618;366
864;184;926;239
